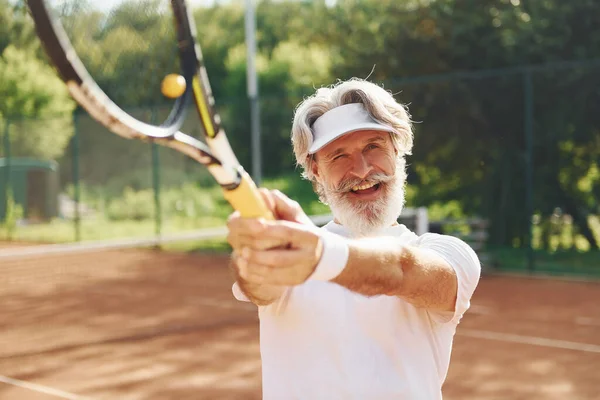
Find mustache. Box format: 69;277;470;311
331;172;394;194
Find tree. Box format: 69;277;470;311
2;0;596;249
310;0;600;249
0;46;75;160
221;40;332;176
0;0;40;55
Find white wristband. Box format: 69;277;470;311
309;231;349;281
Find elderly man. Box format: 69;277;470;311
226;78;481;399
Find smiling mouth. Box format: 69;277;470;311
350;182;381;194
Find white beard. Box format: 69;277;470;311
322;165;406;238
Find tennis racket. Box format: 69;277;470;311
25;0;273;220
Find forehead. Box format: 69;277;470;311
318;130;391;156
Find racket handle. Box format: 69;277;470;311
223;170;274;220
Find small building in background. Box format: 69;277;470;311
0;158;59;223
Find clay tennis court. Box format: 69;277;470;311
0;246;599;399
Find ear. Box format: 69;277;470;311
388;133;399;156
310;155;320;179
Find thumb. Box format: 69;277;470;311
271;190;313;225
258;188;276;216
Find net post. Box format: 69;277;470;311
245;0;262;186
72;112;81;242
2;119;11;224
150;107;162;242
523;70;535;273
416;207;429;236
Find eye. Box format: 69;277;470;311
366;143;380;151
332;154;347;161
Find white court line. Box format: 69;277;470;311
458;329;600;354
0;375;90;399
575;317;600;326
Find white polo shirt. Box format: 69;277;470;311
233;222;481;399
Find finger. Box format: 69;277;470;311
270;190;304;222
242;247;315;271
240;260;306;286
237;247;317;286
229;220;320;254
226;210;241;224
238;234;291;251
226;215;255;249
262;268;309;285
255;220;320;247
226;215;268;235
228;233;289;253
259;188;276;215
232;252;270;284
270;190;314;226
226;231;247;250
243;257;311;286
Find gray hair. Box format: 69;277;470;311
291;78;414;193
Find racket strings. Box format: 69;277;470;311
55;0;181;122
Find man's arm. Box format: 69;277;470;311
331;236;458;311
229;221;481;313
227;190;479;313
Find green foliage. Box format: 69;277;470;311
106;187;156;221
262;173;330;216
1;0;599;252
102;184;223;222
487;247;600;278
161;184;224;219
0;0;40;55
0;187;24;240
221;40;332;175
0;0;16;54
8;173;328;243
84;173;322;223
0;45;75;159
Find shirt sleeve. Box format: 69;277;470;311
414;233;482;324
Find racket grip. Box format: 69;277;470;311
223;170;274;220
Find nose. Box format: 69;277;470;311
348;154;374;180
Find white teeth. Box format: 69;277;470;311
351;182;377;191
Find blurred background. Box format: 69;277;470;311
1;0;598;273
0;1;599;399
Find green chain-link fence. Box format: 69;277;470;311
1;61;599;276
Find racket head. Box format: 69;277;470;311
26;0;273;219
26;0;196;140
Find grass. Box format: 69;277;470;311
0;173;325;244
3;216;227;244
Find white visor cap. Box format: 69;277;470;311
308;103;397;154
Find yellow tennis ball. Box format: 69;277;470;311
161;74;186;98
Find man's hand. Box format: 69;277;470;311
228;218;323;285
227;189;323;286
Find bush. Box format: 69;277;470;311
106;187;155;221
162;183;220;219
102;183;225;222
1;187;24;240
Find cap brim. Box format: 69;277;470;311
308;123;394;154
